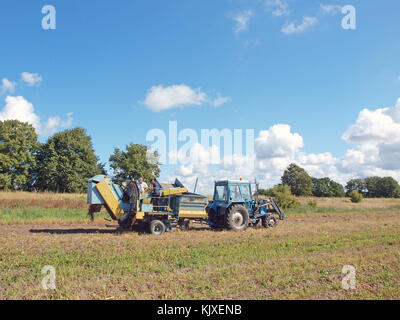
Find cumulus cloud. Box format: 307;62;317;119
1;78;16;94
281;16;318;35
0;96;73;136
143;84;230;111
341;98;400;174
163;98;400;193
20;72;43;87
233;9;253;35
143;84;207;112
266;0;291;17
255;124;303;158
342;99;400;144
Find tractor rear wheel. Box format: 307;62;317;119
225;205;249;231
262;215;277;228
149;220;166;235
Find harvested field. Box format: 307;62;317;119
1;194;399;299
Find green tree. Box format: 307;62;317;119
330;180;346;197
281;163;312;196
312;177;345;197
364;176;381;198
345;178;366;196
34;127;101;192
109;143;161;183
0;120;40;190
375;177;400;198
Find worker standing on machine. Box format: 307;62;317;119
137;177;148;194
150;177;162;210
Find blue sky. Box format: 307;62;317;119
1;0;400;192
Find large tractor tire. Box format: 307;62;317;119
149;220;166;235
225;205;249;231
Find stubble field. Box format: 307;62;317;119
0;191;399;299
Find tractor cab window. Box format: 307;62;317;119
229;185;241;201
214;185;227;201
240;184;251;200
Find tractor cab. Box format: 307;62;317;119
207;179;285;231
212;180;253;206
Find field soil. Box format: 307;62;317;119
1;198;399;299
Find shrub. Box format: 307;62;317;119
262;184;300;209
349;190;363;203
307;199;317;209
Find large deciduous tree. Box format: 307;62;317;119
345;178;366;196
375;177;400;198
109;143;160;183
0;120;40;190
281;163;312;196
312;177;345;197
34;127;101;192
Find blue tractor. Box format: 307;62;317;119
206;180;285;231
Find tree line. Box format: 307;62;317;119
259;163;400;198
1;120;400;197
0;120;160;193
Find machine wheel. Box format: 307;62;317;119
262;215;277;228
149;220;166;235
225;205;249;231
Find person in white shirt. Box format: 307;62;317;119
137;177;148;194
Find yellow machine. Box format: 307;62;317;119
87;175;208;235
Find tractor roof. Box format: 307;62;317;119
216;180;250;184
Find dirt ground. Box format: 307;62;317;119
1;208;399;300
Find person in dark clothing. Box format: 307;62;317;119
150;178;162;210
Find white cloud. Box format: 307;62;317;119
233;9;253;35
0;96;41;128
164;98;400;193
281;16;318;35
342;100;400;144
0;96;72;136
20;72;43;87
255;124;303;159
266;0;291;17
143;84;230;112
213;93;231;107
41;113;73;137
1;78;16;94
143;84;207;112
320;4;342;14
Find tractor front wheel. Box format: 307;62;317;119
262;215;277;228
149;220;166;235
225;205;249;231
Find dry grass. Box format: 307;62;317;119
0;209;399;300
298;196;400;210
1;191;399;300
0;191;87;210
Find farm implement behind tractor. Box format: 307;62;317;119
87;175;284;235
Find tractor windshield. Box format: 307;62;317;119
214;185;227;201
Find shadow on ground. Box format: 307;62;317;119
29;228;118;235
